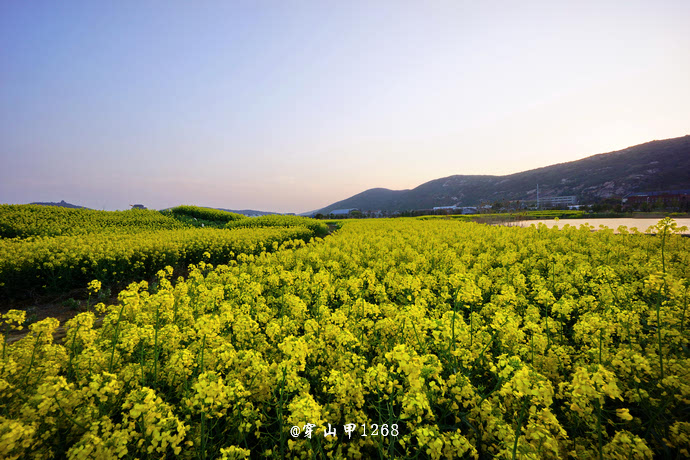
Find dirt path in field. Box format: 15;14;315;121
1;289;116;344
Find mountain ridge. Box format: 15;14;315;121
313;135;690;214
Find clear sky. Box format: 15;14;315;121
1;1;689;213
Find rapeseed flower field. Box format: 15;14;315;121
0;205;188;239
1;215;689;459
0;205;325;297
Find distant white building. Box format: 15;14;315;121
330;208;358;216
538;196;577;208
432;205;476;214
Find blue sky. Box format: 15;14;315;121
1;1;689;213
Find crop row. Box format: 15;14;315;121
0;226;315;298
225;215;329;237
166;206;246;226
0;205;187;239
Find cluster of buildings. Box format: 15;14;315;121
537;195;578;209
622;189;690;210
322;196;580;218
432;205;478;214
317;189;690;218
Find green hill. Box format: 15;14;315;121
315;135;690;213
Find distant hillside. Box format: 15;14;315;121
315;135;690;214
30;200;89;209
